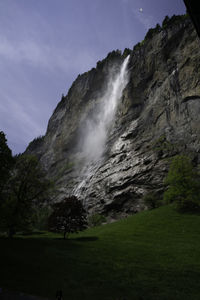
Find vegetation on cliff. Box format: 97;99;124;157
26;135;45;152
133;13;189;51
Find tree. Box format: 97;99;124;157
0;154;53;237
48;196;87;239
0;131;14;193
143;192;161;210
162;15;170;28
34;205;52;231
88;213;106;227
164;155;200;212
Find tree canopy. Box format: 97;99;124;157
0;154;53;237
0;131;13;192
164;155;200;212
48;196;87;239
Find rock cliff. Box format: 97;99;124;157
26;15;200;218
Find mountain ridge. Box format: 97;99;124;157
26;14;200;218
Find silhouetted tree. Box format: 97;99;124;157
0;131;14;193
0;131;14;232
48;196;87;239
162;15;170;28
0;154;53;237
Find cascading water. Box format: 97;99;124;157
74;55;130;199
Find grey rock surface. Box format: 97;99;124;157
26;16;200;218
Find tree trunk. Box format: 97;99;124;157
63;231;68;239
8;227;15;238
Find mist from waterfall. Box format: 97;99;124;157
74;55;130;197
82;55;130;162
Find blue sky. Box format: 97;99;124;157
0;0;186;154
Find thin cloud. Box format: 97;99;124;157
0;34;97;76
0;93;44;153
0;36;97;154
0;93;43;137
132;9;155;30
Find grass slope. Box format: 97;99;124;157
0;206;200;300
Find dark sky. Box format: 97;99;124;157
0;0;186;154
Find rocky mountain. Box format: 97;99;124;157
26;15;200;218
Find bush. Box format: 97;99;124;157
34;206;52;230
143;192;161;210
123;48;132;58
27;135;44;151
162;15;170;28
162;14;189;29
164;155;200;212
88;214;106;227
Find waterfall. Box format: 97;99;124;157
74;55;130;198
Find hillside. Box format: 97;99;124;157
26;15;200;217
1;206;200;299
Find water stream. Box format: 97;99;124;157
74;55;130;199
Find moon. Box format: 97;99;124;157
139;8;143;12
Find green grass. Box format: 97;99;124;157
1;206;200;299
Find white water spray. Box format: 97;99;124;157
74;55;130;196
82;55;130;161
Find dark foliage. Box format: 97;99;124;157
123;48;132;58
164;155;200;212
143;192;161;210
48;196;87;239
145;23;161;40
27;135;44;152
96;50;122;69
106;49;121;59
0;131;14;192
0;154;53;237
133;14;188;52
162;14;189;29
88;213;106;227
34;205;52;230
162;15;170;28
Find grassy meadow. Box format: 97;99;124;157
0;205;200;300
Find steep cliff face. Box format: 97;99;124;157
26;15;200;218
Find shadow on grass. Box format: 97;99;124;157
20;231;46;236
50;236;99;242
71;236;99;242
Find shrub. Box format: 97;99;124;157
123;48;132;58
164;155;200;212
143;192;161;210
27;135;44;151
162;15;170;28
88;213;106;227
34;206;52;231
